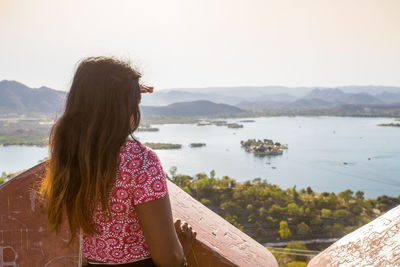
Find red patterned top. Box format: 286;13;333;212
82;139;169;263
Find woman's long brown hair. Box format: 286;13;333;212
39;57;142;244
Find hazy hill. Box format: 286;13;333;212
2;79;400;118
0;80;245;117
237;88;391;112
375;92;400;104
303;88;384;105
140;90;243;106
141;100;246;117
167;86;312;98
0;80;66;114
245;93;297;103
163;85;400;97
289;98;335;108
337;85;400;95
330;103;400;116
235;100;286;111
142;85;400;106
141;89;299;106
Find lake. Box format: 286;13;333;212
1;116;399;198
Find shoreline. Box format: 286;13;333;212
1;115;398;147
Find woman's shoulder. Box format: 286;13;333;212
120;139;158;162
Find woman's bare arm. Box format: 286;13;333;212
135;196;186;267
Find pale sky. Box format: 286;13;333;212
1;0;399;91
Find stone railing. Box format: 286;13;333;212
3;161;398;266
308;204;400;266
0;162;278;266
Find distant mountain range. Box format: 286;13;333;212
0;80;246;117
303;88;384;105
140;85;400;106
141;100;246;117
0;80;66;114
1;80;400;117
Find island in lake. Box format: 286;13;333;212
378;123;400;127
227;123;243;128
196;120;244;129
190;142;206;148
211;120;227;126
241;138;287;156
144;143;182;149
196;121;212;126
138;125;160;132
196;120;227;126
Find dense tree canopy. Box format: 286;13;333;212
167;168;400;243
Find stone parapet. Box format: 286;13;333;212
308;204;400;266
0;162;278;266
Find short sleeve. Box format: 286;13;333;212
131;147;169;205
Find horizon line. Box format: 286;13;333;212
2;79;400;92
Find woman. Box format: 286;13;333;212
39;56;196;266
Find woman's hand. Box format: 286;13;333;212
140;84;154;93
174;219;197;256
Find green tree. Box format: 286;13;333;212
210;169;216;179
225;215;243;231
376;195;400;211
296;222;310;236
287;203;302;216
192;175;214;199
310;216;322;233
278;221;292;240
258;207;268;218
170;174;192;189
338;189;354;202
0;172;11;185
355;190;364;200
330;223;344;236
322;192;330;197
288;261;307;267
246;204;254;211
350;200;363;215
200;198;211;206
284;241;309;262
304;207;311;215
292;186;300;203
333;209;350;220
364;199;377;211
269;204;287;216
220;201;241;215
321;208;332;218
306;186;313;195
327;193;338;209
247;214;253;223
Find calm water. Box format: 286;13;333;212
1;117;399;198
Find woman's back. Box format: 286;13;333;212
40;57;195;267
83;139;168;263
